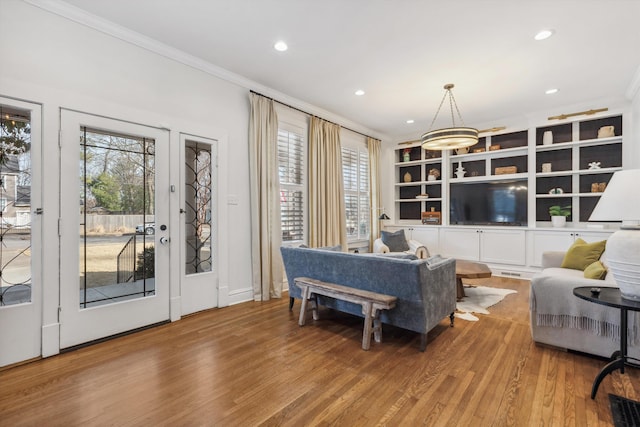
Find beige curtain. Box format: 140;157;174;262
309;117;347;249
249;93;283;300
367;137;382;250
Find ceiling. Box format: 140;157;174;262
51;0;640;140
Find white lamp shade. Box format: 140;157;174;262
589;169;640;223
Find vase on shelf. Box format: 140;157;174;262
543;131;553;145
403;152;411;162
403;172;412;183
455;162;466;179
551;216;566;228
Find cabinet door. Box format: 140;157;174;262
440;228;480;260
573;231;612;244
529;230;612;267
410;227;440;256
479;229;526;265
530;231;574;267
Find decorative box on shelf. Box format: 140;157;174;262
495;166;517;175
421;209;441;225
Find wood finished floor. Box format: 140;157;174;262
1;277;639;426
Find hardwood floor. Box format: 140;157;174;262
1;277;638;426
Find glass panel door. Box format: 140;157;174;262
60;110;170;349
180;134;217;315
0;99;42;367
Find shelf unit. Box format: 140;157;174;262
450;131;529;181
394;112;626;227
534;115;623;223
395;145;443;220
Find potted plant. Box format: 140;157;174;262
549;205;571;227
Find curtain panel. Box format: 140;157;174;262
367;137;382;250
308;117;347;249
248;93;283;300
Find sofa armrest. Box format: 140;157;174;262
373;238;389;254
408;240;430;259
541;251;565;268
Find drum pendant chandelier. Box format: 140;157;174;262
421;84;479;151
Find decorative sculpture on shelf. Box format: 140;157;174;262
455;162;466;179
588;161;601;170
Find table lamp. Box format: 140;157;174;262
589;169;640;300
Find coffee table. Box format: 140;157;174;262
455;260;492;300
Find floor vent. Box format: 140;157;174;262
610;393;640;427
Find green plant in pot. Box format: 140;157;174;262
549;205;571;227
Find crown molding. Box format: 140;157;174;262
23;0;387;140
626;64;640;101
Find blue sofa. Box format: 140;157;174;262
280;246;456;350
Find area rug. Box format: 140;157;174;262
455;285;517;322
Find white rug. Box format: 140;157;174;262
455;285;517;321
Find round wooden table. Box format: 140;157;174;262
455;259;492;301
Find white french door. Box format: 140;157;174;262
0;98;42;367
59;110;170;349
179;133;218;315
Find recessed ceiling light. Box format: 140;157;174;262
406;119;415;124
355;90;365;96
545;88;559;95
274;41;288;52
534;29;555;41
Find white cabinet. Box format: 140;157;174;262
384;225;440;255
528;229;612;267
440;228;526;265
440;228;479;260
409;227;440;255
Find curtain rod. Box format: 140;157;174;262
250;90;376;140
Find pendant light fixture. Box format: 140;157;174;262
421;84;479;151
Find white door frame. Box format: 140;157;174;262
0;97;42;367
59;109;170;349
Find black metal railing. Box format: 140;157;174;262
116;235;136;283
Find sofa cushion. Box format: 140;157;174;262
584;260;607;280
560;238;606;271
381;229;410;252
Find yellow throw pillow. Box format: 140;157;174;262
561;238;607;271
584;260;607;280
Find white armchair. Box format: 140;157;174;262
373;236;430;259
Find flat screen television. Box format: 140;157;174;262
449;180;528;226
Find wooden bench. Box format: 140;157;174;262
294;277;397;350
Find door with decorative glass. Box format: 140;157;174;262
59;110;170;349
0;98;42;367
179;134;217;314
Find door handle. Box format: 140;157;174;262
160;237;170;245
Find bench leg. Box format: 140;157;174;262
289;297;294;311
311;295;320;321
361;302;374;350
450;312;455;327
372;310;383;343
298;286;311;326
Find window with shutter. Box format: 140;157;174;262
278;127;305;242
342;146;370;240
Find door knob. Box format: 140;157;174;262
160;237;170;245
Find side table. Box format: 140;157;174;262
573;286;640;399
